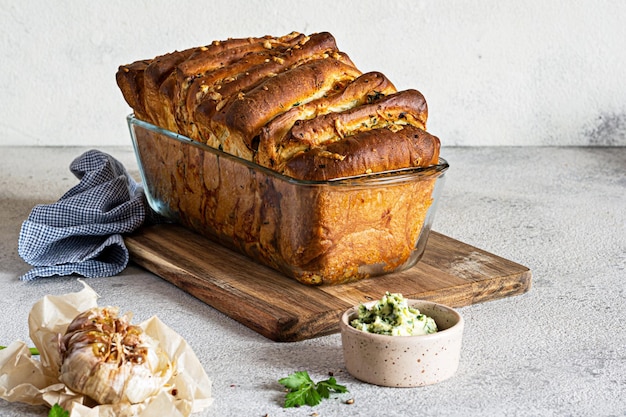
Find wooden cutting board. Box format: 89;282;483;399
126;224;531;342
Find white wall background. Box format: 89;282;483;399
1;0;625;147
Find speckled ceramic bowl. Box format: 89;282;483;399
339;299;464;387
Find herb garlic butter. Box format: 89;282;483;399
350;292;438;336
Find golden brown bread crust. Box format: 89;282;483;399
116;59;151;121
118;32;445;285
256;71;397;168
209;57;362;160
175;32;311;136
143;48;198;129
132;126;440;285
282;126;440;181
116;31;438;178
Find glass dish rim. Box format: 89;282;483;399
127;114;449;187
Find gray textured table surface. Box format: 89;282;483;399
1;146;624;417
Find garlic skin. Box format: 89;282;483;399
59;307;173;405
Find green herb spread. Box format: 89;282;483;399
350;292;438;336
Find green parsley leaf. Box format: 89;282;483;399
317;376;348;398
49;403;69;417
278;370;314;391
278;371;348;408
284;385;321;408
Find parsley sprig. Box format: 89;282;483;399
49;404;69;417
278;371;348;408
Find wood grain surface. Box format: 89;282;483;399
126;224;531;342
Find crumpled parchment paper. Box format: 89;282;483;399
0;281;213;416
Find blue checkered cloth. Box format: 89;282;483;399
18;150;161;281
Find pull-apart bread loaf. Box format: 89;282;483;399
117;32;440;180
117;32;444;285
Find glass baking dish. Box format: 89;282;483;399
128;115;449;285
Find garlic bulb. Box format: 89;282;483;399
59;307;173;405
